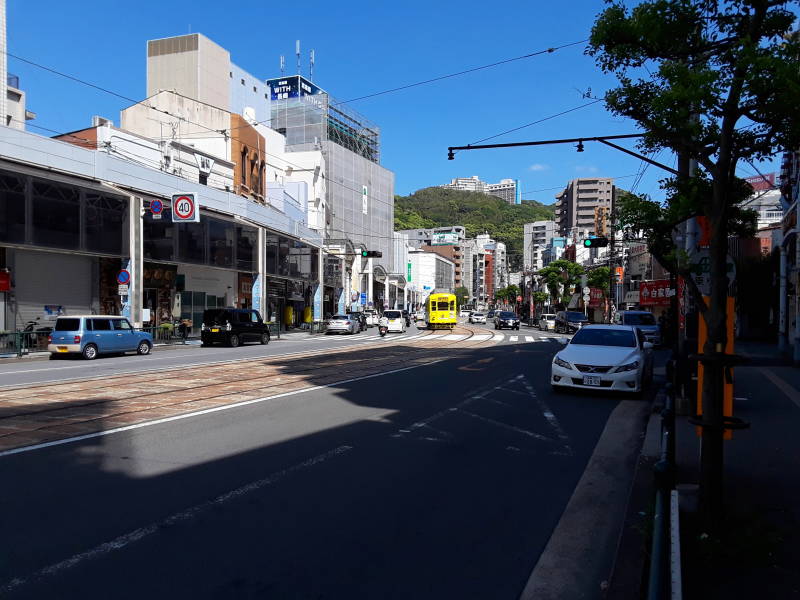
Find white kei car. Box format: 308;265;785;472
551;325;654;395
469;312;487;324
383;310;407;333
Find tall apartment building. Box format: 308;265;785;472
553;178;614;236
523;220;557;271
441;176;521;204
396;225;466;249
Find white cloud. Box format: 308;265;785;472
528;163;550;172
575;165;599;174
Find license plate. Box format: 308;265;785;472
583;375;602;386
211;328;219;332
57;347;68;353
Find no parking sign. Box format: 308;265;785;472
171;194;200;223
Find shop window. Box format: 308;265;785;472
278;236;290;276
265;234;278;275
85;192;125;255
144;213;175;261
0;171;26;243
32;179;80;249
208;218;233;268
177;221;207;264
236;225;257;271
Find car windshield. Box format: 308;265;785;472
384;311;401;319
329;315;349;320
473;313;484;317
566;312;587;322
624;313;656;325
543;315;555;320
53;318;81;331
499;312;516;318
570;328;637;347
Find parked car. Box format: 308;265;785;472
383;310;407;333
415;310;426;322
201;308;271;347
469;312;487;324
459;309;471;317
551;324;654;395
554;311;589;334
494;310;520;330
48;315;153;360
538;314;556;331
325;314;359;335
486;310;496;320
613;310;661;346
363;309;379;327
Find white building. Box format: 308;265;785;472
441;175;520;204
408;249;455;305
524;220;557;271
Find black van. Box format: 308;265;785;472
201;308;270;347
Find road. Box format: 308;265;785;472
0;321;656;599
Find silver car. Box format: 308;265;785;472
469;312;487;324
325;314;359;335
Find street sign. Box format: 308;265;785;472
171;194;200;223
360;292;367;305
582;286;590;295
150;199;164;220
116;270;130;285
689;250;736;295
583;293;591;302
118;284;129;296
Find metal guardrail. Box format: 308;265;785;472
0;330;51;357
647;381;682;600
309;320;328;334
137;325;189;345
265;322;281;340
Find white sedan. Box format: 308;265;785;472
550;325;653;394
469;312;487;324
383;310;406;333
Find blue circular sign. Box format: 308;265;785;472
117;269;131;285
151;199;164;215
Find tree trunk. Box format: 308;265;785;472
699;178;731;534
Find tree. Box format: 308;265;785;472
589;0;800;530
454;286;469;308
506;284;521;304
537;260;585;308
532;291;550;306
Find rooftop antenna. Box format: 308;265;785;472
295;40;301;75
280;55;285;76
309;49;315;82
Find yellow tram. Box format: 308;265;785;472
425;292;457;330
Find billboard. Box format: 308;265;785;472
266;75;321;101
745;172;775;192
432;233;459;245
640;279;673;306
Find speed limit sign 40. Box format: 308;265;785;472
171;194;200;223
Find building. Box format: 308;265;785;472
523;220;557;271
554;177;614;236
441;176;521;204
396;225;466;249
421;244;463;290
408;249;455;303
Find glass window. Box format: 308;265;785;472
250;311;260;323
144;210;175;261
178;222;207;264
206;295;217;308
208;218;233;268
85;193;126;255
265;234;278;275
112;319;132;330
278;236;290;276
0;171;26;243
53;318;80;332
437;301;450;310
570;328;636;347
89;318;112;331
566;312;587;322
32;180;80;249
623;312;656;325
236;226;257;271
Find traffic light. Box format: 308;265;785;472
361;250;382;258
583;237;609;248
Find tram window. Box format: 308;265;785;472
437;301;450;310
450;301;455;310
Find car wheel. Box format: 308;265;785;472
137;341;152;355
82;344;98;360
260;332;270;345
229;333;240;348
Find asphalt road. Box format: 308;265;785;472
0;323;647;599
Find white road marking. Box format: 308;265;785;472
457;409;552;441
0;445;353;593
471;335;492;341
761;369;800;410
525;336;534;342
509;336;519;342
0;359;445;458
518;375;573;455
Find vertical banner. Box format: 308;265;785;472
696;296;736;440
362;186;368;215
252;275;263;315
313;285;322;320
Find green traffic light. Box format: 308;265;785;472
584;239;592;247
361;250;368;257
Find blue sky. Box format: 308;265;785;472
7;0;781;203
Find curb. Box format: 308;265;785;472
519;398;651;600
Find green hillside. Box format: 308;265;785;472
394;187;555;269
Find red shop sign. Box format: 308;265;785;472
0;271;10;292
640;279;673;306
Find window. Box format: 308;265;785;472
240;147;248;186
253;86;257;92
89;318;112;331
0;171;26;243
199;173;208;186
208;218;233;268
250;311;260;323
85;192;125;254
54;318;80;332
112;319;132;330
32;180;80;249
241;78;245;85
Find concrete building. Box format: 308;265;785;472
396;225;466;249
523;220;557;271
408;249;455;304
554;178;614;236
441;176;521;204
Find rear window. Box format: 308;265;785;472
203;309;230;325
53;318;81;332
542;315;555;320
473;313;485;317
329;315;349;320
566;312;587;322
384;311;401;319
623;313;656;325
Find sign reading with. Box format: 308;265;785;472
172;194;200;223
